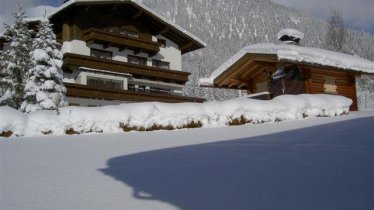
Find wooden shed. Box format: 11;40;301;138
199;43;374;111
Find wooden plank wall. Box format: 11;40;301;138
307;68;358;111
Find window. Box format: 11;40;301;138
91;49;112;60
128;55;147;66
152;60;170;69
323;76;337;94
157;39;166;47
103;26;114;33
119;29;139;38
87;77;123;90
128;84;136;91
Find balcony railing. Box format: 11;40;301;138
82;28;160;55
65;83;205;103
63;53;190;84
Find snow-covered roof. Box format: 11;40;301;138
277;28;304;40
199;43;374;86
48;0;206;48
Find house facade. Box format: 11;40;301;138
47;0;205;106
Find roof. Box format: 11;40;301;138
48;0;206;54
199;43;374;87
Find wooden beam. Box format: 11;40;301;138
238;83;248;89
134;49;143;55
180;42;194;51
158;26;170;35
230;78;249;84
62;23;71;42
228;82;238;88
216;56;253;86
131;10;143;20
239;63;258;79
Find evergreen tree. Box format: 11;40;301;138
0;5;32;109
20;17;67;113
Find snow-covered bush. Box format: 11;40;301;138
0;94;352;137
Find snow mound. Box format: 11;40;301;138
0;94;352;137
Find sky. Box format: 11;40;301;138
0;0;373;33
271;0;374;33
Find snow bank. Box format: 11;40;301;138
0;94;352;137
199;43;374;86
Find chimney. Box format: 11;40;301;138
277;29;304;45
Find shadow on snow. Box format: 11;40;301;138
100;117;374;210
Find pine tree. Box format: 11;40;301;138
0;5;32;109
20;17;67;113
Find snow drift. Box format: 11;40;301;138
0;94;352;137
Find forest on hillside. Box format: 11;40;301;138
139;0;374;101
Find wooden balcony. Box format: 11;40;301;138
82;28;160;55
63;53;190;84
65;83;205;103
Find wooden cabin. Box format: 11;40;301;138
199;31;374;111
0;0;206;106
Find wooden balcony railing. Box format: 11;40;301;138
65;83;205;103
82;28;160;55
63;53;190;84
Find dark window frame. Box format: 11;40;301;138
128;55;147;66
90;48;113;60
152;59;170;69
157;39;167;47
87;76;124;90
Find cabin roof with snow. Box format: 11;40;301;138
199;43;374;88
48;0;205;54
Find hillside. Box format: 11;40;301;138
139;0;374;100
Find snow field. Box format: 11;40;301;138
0;94;352;137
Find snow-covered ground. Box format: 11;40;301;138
1;111;373;210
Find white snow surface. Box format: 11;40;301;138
0;94;352;137
199;43;374;86
277;28;305;40
1;111;373;210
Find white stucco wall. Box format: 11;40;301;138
152;35;182;71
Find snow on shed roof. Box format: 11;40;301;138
48;0;206;48
199;43;374;86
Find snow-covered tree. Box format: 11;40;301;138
20;18;67;113
0;5;32;109
326;8;347;52
357;74;374;110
